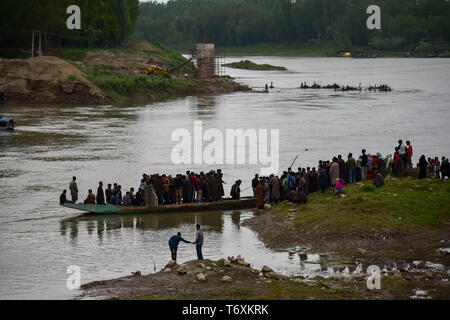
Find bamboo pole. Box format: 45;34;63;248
31;30;35;58
38;31;42;56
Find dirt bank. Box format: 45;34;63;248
0;56;111;105
0;41;251;106
80;256;450;300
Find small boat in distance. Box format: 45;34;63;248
0;117;14;131
62;197;256;215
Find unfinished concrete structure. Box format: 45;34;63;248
193;41;225;79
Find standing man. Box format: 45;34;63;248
230;180;241;200
252;174;259;196
193;224;204;260
406;141;413;168
105;184;112;204
398;140;407;166
96;182;105;205
329;157;340;187
359;150;368;181
69;176;78;203
346;153;356;183
168;232;192;262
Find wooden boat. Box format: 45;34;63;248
0;117;14;131
62;197;256;215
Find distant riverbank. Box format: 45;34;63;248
214;44;450;58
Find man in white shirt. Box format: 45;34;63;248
398;140;407;165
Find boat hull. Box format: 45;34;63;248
62;198;256;215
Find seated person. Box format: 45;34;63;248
84;189;96;204
285;190;298;203
110;193;118;205
60;190;67;204
296;190;307;204
122;192;132;206
133;191;144;206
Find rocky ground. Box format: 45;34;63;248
80;255;450;300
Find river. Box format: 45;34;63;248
0;57;449;299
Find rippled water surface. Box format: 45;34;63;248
1;57;449;299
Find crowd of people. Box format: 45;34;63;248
251;140;450;209
59;140;449;208
59;170;245;207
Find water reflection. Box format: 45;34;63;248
186;95;221;118
60;210;228;240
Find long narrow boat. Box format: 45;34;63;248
62;197;256;215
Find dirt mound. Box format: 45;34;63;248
126;41;157;51
83;50;163;74
0;56;111;105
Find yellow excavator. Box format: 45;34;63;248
145;65;167;76
145;58;194;76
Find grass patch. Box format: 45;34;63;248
274;201;293;213
226;287;252;299
81;67;199;101
54;48;90;61
215;259;225;267
267;280;360;300
294;178;450;231
223;60;286;71
66;75;79;82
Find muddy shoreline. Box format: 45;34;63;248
80;255;450;300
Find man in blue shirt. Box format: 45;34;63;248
192;224;204;260
168;232;192;262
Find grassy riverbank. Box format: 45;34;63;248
80;177;450;300
81;67;200;103
243;177;450;261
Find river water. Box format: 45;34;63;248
1;57;449;299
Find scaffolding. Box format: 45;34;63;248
192;41;225;79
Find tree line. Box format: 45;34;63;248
133;0;450;51
0;0;139;53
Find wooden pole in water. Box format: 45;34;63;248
31;30;35;58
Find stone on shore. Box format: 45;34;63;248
262;265;274;274
197;273;206;281
221;276;232;282
351;273;365;281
